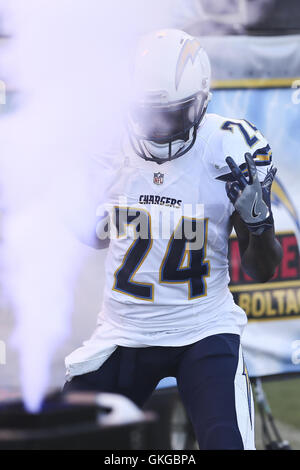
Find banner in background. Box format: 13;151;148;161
209;86;300;377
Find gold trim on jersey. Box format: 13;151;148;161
220;119;260;149
179;247;191;270
254;151;272;162
112;206;154;302
159;217;211;300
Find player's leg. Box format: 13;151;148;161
63;346;161;408
176;334;255;450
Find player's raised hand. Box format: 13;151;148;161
225;153;277;235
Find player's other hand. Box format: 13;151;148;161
225;153;277;235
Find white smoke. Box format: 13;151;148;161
0;0;185;412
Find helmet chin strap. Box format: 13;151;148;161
143;139;186;161
128;120;199;165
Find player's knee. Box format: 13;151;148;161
202;423;244;450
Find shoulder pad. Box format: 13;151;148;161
212;118;272;182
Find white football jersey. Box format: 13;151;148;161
65;113;272;379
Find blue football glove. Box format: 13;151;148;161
225;153;277;236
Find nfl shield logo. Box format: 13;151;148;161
153;172;164;185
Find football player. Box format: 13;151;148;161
64;29;282;450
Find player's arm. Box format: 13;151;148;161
80;231;110;250
231;210;282;283
64;154;116;250
65;198;110;250
227;153;282;283
74;208;111;250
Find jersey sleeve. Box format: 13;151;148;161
215;118;272;183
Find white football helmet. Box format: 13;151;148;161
127;29;212;164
